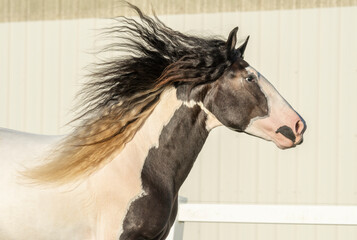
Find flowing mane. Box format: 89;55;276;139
26;4;237;184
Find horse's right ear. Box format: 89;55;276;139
226;27;238;59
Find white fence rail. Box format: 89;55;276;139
167;199;357;240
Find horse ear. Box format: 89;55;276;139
237;35;250;58
226;27;238;53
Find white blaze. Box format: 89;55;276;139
243;66;302;149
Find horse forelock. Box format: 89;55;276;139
25;5;236;184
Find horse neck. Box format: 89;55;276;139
141;99;210;194
96;87;210;196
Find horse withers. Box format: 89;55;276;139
0;5;306;240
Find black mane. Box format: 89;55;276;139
25;4;242;184
79;3;236;121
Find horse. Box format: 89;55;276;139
0;5;306;240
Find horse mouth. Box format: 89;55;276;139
274;133;304;150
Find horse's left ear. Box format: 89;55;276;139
226;27;238;51
237;35;250;58
226;27;238;59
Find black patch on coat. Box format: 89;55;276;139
119;105;209;240
276;125;296;143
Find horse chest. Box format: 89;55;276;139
93;170;175;240
90;140;175;239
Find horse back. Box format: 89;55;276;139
0;128;62;165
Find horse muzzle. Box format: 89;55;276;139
273;118;306;149
244;113;306;150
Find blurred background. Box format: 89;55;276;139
0;0;356;239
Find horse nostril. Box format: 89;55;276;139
295;120;303;135
295;119;307;135
295;121;300;134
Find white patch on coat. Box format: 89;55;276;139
0;87;184;240
183;100;222;131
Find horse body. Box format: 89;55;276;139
0;5;306;240
0;88;212;239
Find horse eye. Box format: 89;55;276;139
245;75;256;82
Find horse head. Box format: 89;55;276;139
177;27;306;149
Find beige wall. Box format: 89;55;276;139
1;0;357;22
1;1;357;240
